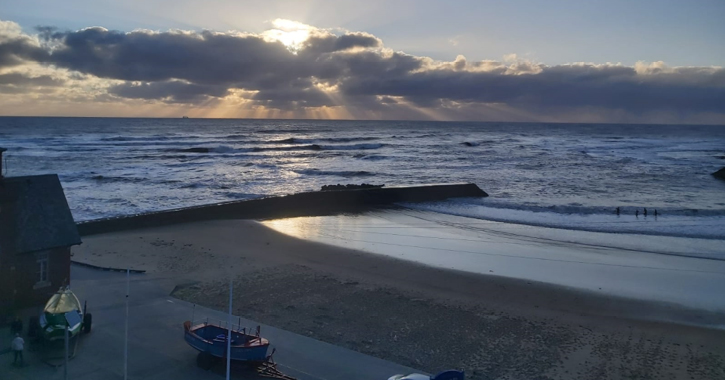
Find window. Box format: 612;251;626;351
35;252;49;288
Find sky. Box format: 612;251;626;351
0;0;723;123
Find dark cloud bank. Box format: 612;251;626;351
1;20;724;121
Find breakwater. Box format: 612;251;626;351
77;183;487;236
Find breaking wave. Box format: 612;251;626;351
166;143;385;154
402;199;725;241
293;169;375;177
268;136;380;144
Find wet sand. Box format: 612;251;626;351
72;217;725;379
263;209;725;314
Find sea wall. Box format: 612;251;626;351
77;183;487;236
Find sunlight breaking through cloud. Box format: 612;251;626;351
0;18;723;124
261;19;316;53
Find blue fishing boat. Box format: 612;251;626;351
183;282;296;379
184;320;270;369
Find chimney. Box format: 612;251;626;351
0;147;6;180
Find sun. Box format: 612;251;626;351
262;19;314;52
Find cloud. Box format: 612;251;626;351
314;32;382;52
341;62;725;113
0;71;65;95
41;28;293;85
108;80;229;103
0;72;64;86
0;21;47;68
0;18;723;123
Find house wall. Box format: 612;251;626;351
0;261;13;317
0;246;71;317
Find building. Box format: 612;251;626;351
0;148;81;317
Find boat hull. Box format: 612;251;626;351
39;288;84;341
40;312;82;341
184;322;269;362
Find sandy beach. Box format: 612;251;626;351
72;216;725;380
4;2;725;379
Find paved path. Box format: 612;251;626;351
3;265;420;380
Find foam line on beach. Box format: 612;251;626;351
401;200;725;240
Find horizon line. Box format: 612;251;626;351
0;115;723;127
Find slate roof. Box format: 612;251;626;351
0;174;81;255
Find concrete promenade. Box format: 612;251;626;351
2;265;420;380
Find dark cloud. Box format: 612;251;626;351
108;80;229;103
301;32;381;55
340;64;725;113
0;72;64;86
41;28;295;86
1;19;723;121
321;50;423;80
29;26;412;107
0;35;47;68
250;78;330;108
251;88;330;109
0;72;64;95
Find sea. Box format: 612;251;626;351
1;117;724;241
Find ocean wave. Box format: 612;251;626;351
106;198;139;208
322;137;380;143
356;154;389;161
165;146;251;154
166;143;384;154
88;174;185;186
223;192;263;199
8;118;725;226
254;128;334;134
254;144;323;152
129;154;190;160
90;175;147;184
223;134;251;140
458;199;725;218
73;139;234;148
270;137;298;144
293;169;374;177
514;163;546;170
458;139;508;147
100;135;197;142
323;143;384;150
242;162;278;169
401;199;725;241
210;145;242;153
267;136;380;144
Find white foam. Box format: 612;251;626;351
402;199;725;242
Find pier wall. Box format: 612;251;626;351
77;183;487;236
